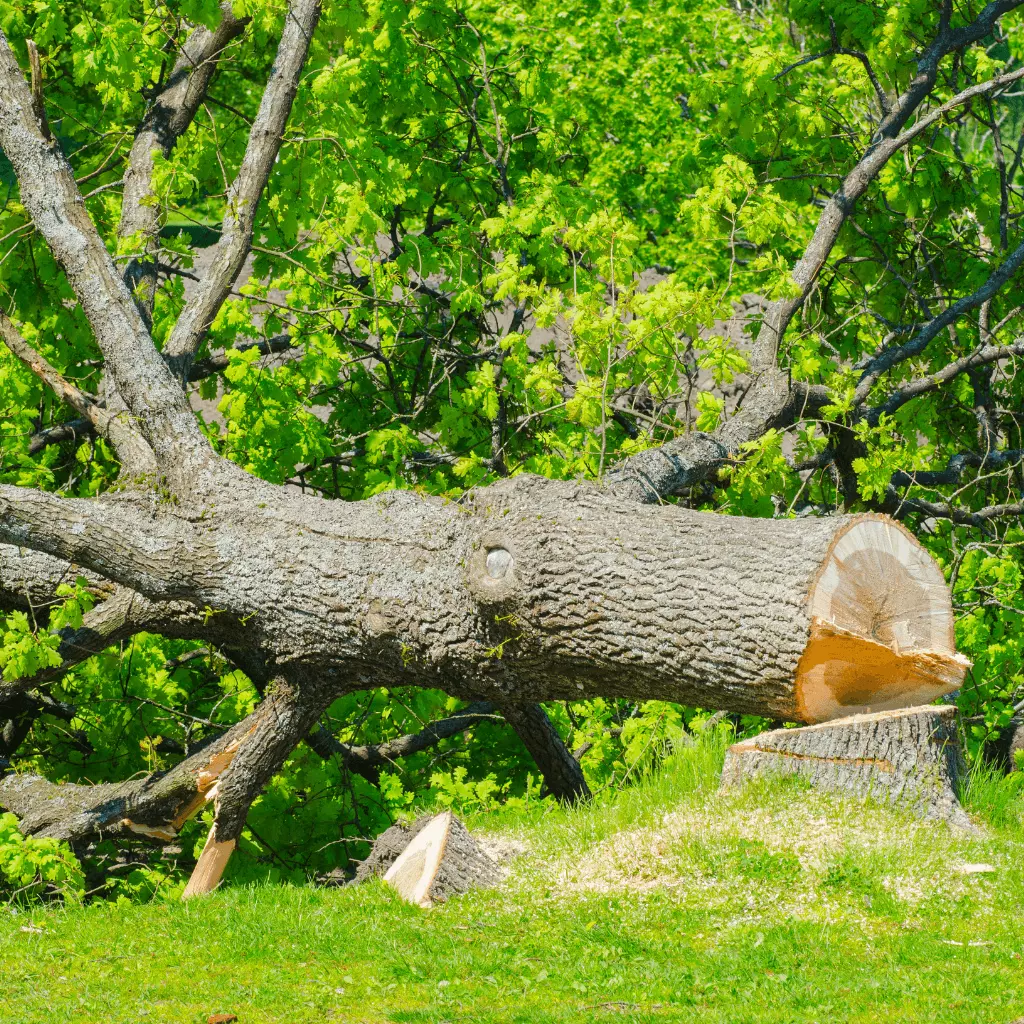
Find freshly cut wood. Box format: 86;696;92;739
720;704;971;827
794;517;969;722
357;812;500;907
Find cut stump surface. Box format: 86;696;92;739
720;704;971;827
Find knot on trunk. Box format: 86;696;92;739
467;532;519;605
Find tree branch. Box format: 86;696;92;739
0;32;213;477
605;376;831;503
0;584;216;703
890;448;1023;489
0;308;158;468
856;239;1024;407
754;3;1024;368
119;3;249;324
306;701;501;782
0;543;113;611
0;485;218;605
869;336;1024;421
162;0;322;379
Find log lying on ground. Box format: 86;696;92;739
720;704;971;827
355;811;500;907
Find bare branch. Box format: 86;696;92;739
885;488;1024;528
890;448;1023;489
0;310;111;433
869;336;1024;421
163;0;322;378
0;311;153;474
855;239;1024;407
755;3;1024;368
307;701;501;782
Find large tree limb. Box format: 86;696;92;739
0;543;112;611
0;485;219;604
0;32;213;476
119;3;249;324
498;701;591;803
605;374;831;502
163;0;322;379
0;677;326;846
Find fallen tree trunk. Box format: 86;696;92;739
720;704;972;827
0;15;976;875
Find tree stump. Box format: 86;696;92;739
355;811;500;907
720;704;972;827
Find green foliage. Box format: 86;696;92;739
0;812;84;903
2;741;1024;1022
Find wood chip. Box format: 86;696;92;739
207;1014;238;1023
956;862;996;874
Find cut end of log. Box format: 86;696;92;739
797;516;969;723
383;810;453;908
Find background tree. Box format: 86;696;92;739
0;0;1021;895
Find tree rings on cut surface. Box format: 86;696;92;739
797;516;969;723
357;812;500;907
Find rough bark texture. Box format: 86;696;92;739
0;677;326;842
985;715;1024;771
720;705;971;827
356;811;500;906
118;3;249;323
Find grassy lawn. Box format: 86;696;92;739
3;736;1024;1024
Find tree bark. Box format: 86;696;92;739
356;811;500;907
720;704;972;827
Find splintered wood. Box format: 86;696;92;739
797;517;969;723
721;704;972;826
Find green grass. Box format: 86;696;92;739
3;735;1024;1024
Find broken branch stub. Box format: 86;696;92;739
720;704;972;827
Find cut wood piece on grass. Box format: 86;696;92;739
720;704;972;828
182;826;236;899
358;812;501;908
